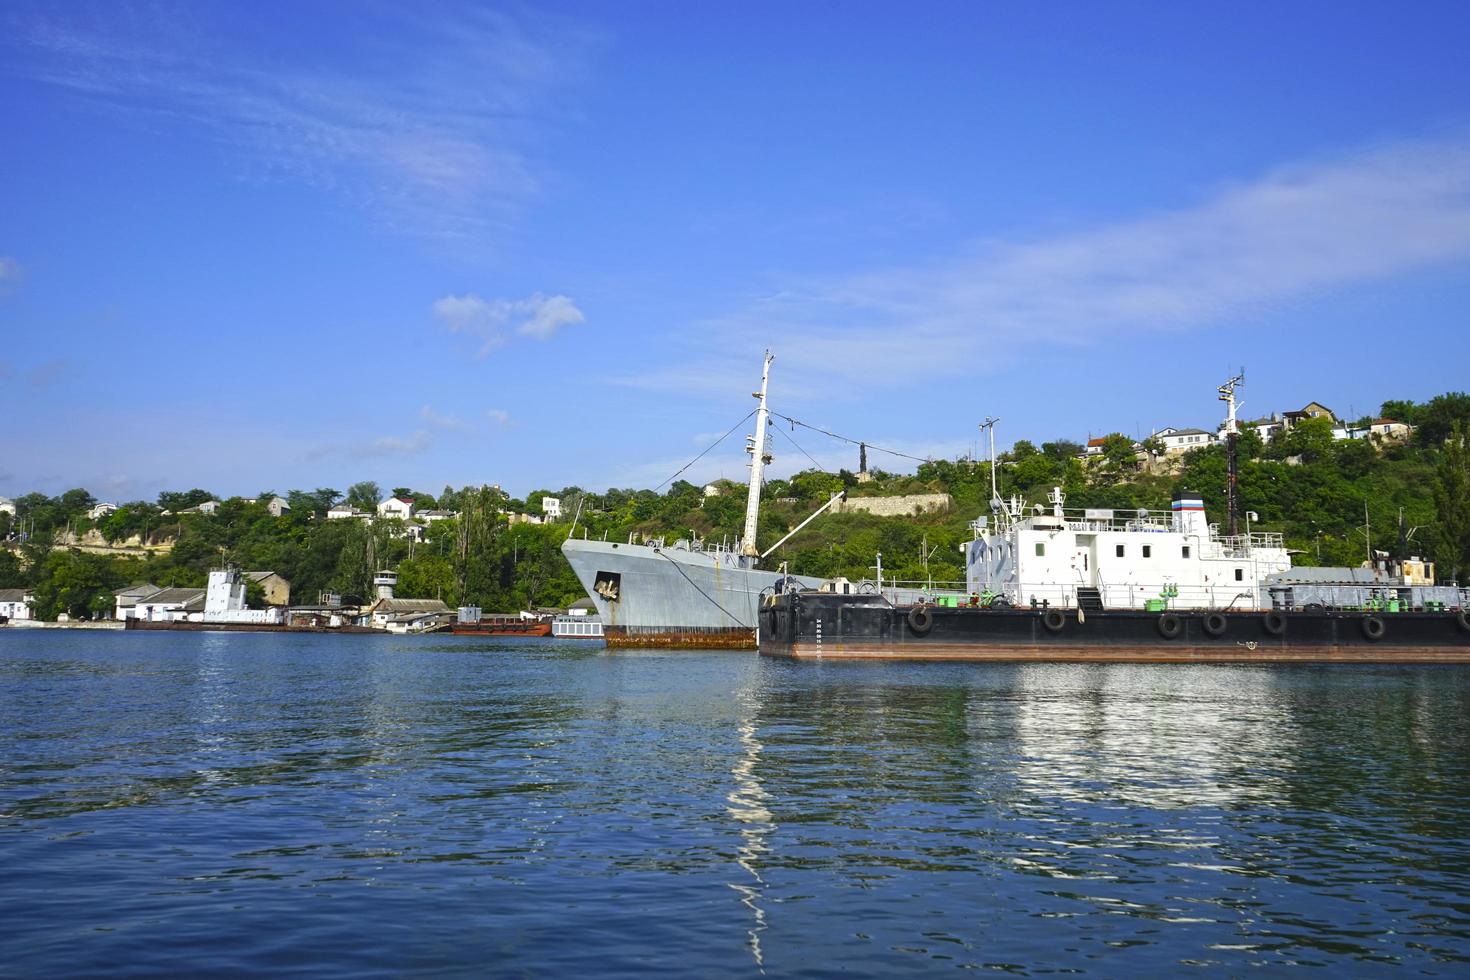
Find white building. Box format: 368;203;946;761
541;497;562;519
417;510;457;523
1370;418;1413;441
0;589;34;621
1156;427;1217;454
87;502;118;520
378;496;415;520
133;588;207;623
199;500;220;515
327;504;369;520
1239;416;1286;443
202;568;283;624
114;583;162;620
266;496;290;518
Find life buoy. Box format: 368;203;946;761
1263;611;1287;636
1042;609;1065;632
1157;613;1182;639
1203;613;1227;637
1361;616;1385;641
907;605;934;635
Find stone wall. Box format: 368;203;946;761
834;493;953;517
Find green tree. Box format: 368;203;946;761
1100;433;1138;472
1432;421;1470;581
157;489;215;512
346;481;382;511
1416;392;1470;447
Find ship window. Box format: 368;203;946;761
1182;546;1191;558
1142;545;1152;558
1235;568;1244;582
1115;545;1125;557
1035;543;1045;556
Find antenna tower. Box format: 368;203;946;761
1217;370;1245;537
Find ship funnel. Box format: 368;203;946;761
1171;491;1208;538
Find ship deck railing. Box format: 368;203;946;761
976;508;1285;551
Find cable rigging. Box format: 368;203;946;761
769;413;934;465
652;409;757;492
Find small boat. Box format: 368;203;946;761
450;612;552;637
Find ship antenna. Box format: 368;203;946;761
980;417;1001;511
740;350;775;558
1217;370;1245;537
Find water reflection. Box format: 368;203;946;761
726;680;773;969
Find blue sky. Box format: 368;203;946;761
3;1;1469;501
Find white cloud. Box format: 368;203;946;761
486;408;512;426
0;257;21;281
433;292;584;355
9;9;599;241
515;293;585;339
634;135;1470;395
420;404;474;433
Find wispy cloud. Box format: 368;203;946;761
420;404;474;434
360;430;433;458
433;292;584;355
486;408;512;427
8;6;599;241
632;135;1470;396
0;257;21;283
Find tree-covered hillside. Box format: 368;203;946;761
3;393;1468;619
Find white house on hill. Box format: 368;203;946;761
1156;428;1217;454
378;496;415;520
541;497;561;519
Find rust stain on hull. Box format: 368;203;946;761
606;628;756;651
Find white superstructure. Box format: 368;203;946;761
203;567;284;624
965;488;1292;610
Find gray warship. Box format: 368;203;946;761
561;352;827;648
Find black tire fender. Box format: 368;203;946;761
1263;611;1287;636
1362;616;1385;641
1203;613;1228;637
1157;613;1182;639
907;604;933;636
1042;609;1065;633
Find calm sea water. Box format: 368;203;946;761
1;631;1468;977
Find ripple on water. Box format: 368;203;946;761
1;634;1468;976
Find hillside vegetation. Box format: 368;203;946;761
3;393;1468;620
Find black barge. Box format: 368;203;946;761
758;592;1470;663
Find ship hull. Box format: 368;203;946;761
760;593;1470;663
450;621;552;637
561;538;821;649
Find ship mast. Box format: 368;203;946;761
740;351;775;558
1218;370;1245;537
